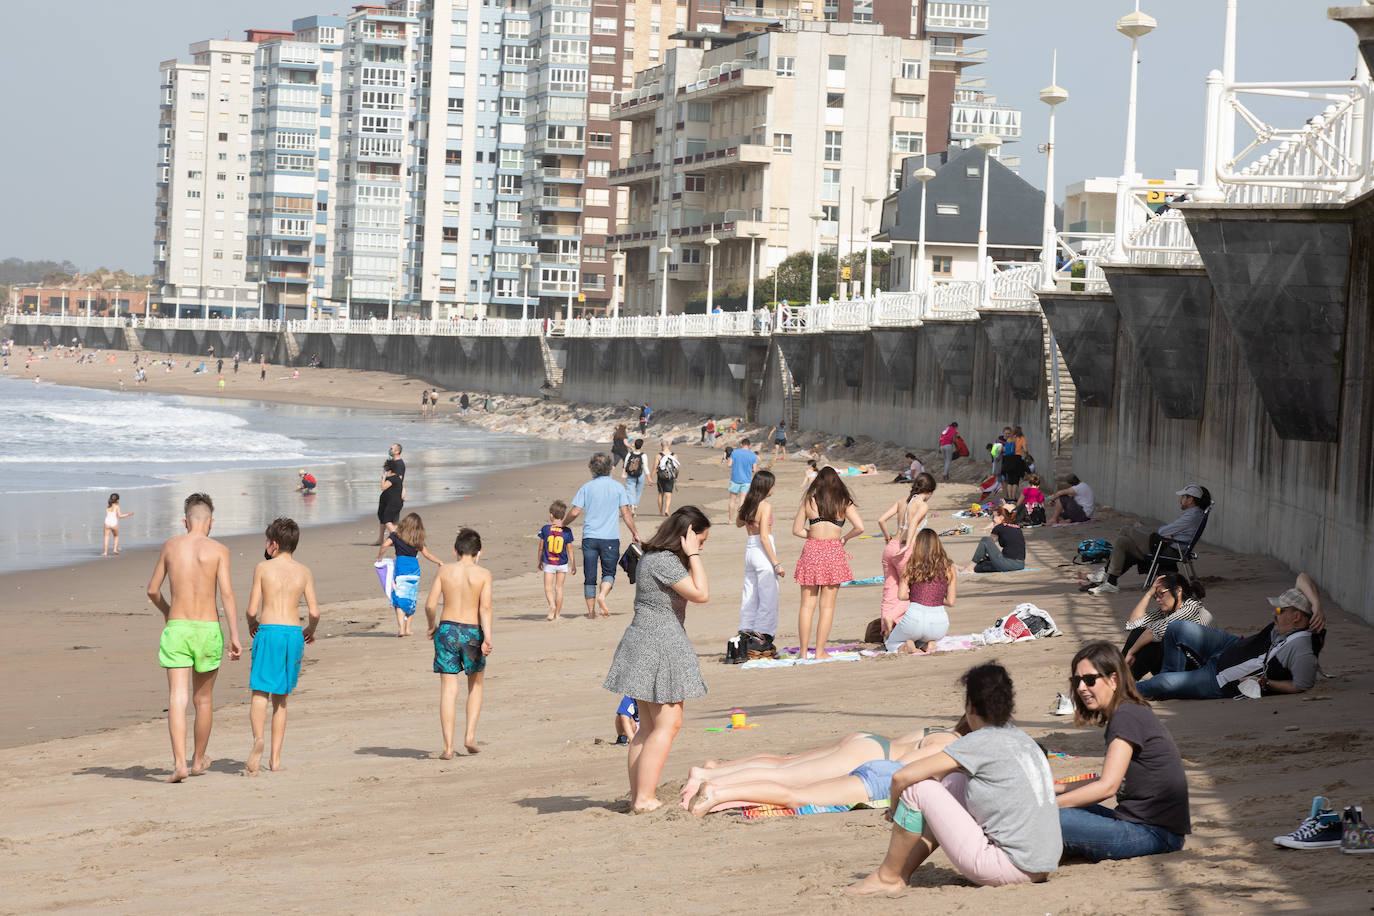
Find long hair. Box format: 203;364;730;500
902;529;950;586
908;472;936;500
804;466;854;522
396;512;426;550
107;492;120;508
737;470;776;525
1069;641;1148;727
642;505;712;567
613;423;627;442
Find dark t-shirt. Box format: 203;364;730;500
387;532;418;557
1105;702;1190;836
392;458;406;484
992;523;1026;562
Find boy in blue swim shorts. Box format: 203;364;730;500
426;528;493;759
244;517;320;774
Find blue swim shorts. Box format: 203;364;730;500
434;621;486;676
728;481;749;494
616;696;639;721
249;624;305;695
850;759;904;804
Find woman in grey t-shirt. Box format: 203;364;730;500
847;663;1061;895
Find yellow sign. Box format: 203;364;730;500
841;266;852;280
577;292;586;302
1146;190;1165;204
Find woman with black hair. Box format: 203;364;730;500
736;470;783;643
603;506;712;812
847;663;1061;895
1121;574;1213;679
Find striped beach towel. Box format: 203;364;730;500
735;800;888;819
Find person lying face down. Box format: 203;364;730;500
1135;573;1325;701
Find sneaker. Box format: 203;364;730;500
1085;568;1107;585
1048;693;1075;717
1273;796;1342;849
1343;806;1374;854
1088;581;1120;596
614;734;629;746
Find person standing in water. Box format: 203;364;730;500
102;493;134;556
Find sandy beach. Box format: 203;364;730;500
0;351;1369;913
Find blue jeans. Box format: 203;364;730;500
1136;620;1240;700
582;537;619;599
625;474;645;510
1059;806;1185;862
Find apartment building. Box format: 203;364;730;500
154;39;260;317
923;1;1022;167
608;21;932;314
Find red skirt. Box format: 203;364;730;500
794;538;853;587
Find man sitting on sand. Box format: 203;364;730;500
146;493;241;783
245;517;320;775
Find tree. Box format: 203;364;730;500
840;248;893;292
757;250;838;305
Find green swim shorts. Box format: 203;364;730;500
158;619;224;672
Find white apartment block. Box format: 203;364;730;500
609;22;930;314
154;39;260;317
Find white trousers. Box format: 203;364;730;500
739;534;779;636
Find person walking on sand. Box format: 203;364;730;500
244;517;320;775
727;437;759;521
425;528;493;758
377;512;444;637
653;438;681;517
603;507;712;812
102;492;134;556
373;443;407;546
565;453;642;618
938;421;959;480
793;467;864;660
145;492;242;783
259;354;267;381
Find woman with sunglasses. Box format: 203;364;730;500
1122;573;1213;680
1057;642;1190;861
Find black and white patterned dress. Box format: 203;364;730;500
603;551;708;704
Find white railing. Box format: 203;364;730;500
870;292;926;327
1052;234;1114;292
987;262;1042;309
2;313;284;332
1124;210;1204;267
928;281;982;317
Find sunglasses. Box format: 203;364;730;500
1069;673;1105;689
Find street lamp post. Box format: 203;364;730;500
658;243;672;318
520;258;531;322
862;193;879;302
973;133;1003;307
345;274;353;318
114;286;122;321
808;210;823;309
746;230;761;323
86;286;93;320
1039;53;1069;292
477;267;487;320
386;281;394;324
914;158;936;294
611;250;625;319
431;271;440;323
1114;1;1157;261
704;232;719;314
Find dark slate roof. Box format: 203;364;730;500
878;146;1061;247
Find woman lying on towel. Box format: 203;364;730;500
684;718;969;816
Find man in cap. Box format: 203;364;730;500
1087;484;1211;595
1136;574;1325;700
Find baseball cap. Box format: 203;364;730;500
1267;588;1312;615
1176;484;1205;499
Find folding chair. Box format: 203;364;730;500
1143;503;1213;588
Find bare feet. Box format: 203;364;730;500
631;797;665;814
897;641;917;654
167;765;189;784
246;738;265;774
680;768;706;808
439;749;455;760
587;611;597;620
464;741;481;755
701;759;719;768
814;650;832;660
101;552;108;557
687;783;717;818
844;871;907;896
546;612;555;621
190;755;212;776
596;595;610;617
269;761;286;772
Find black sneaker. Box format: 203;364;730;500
1273;796;1342;849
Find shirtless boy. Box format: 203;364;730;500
425;528;493;759
146;492;241;783
245;517;320;775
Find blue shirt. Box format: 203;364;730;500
572;475;630;540
538;524;574;565
730;448;759;486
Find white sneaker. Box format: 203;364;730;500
1088;581;1120;595
1048;693;1074;716
1086;568;1107;585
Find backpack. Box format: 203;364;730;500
625;452;644;478
657;455;678;480
954;435;969;458
1073;538;1113;564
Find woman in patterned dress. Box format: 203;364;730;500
791;467;865;660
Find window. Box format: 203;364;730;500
821;168;840;200
775;56;795;77
826;92;844;110
584;216;608;235
892;131;924;154
899;97;923;118
936;203;960;216
901;59;922;80
827;55;845;71
932;256;953;275
772;132;792;153
822;204;839;222
824;130;842;162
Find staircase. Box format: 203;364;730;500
1043;316;1076;456
282;329;301;363
123;326;143;351
539;334;564;394
775;343;802;432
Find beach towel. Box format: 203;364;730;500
740;651;865;669
379;555;421;615
374;558;394;597
733;800;887;819
838;575;884;587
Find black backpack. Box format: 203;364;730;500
657;455;678;480
625;452;644;478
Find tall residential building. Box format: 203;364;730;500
155;39;260;317
609;22;931;314
922;1;1022;163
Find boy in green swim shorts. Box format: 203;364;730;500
146;493;241;784
425;528;493;759
244;517;320;775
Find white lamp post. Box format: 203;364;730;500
611;250;625;319
914;158;936;294
658;243;672;318
520;258;531;322
808;210;823;309
973;133;1003;306
477;266;487;320
1039;53;1069;291
746;229;761;322
345;274;353;318
86;286;93;320
862;193;879;302
704;231;719;314
1114;1;1157;261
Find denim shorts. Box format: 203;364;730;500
850;759;904;804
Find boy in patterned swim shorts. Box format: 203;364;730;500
425;528;493;759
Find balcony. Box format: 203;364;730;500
930;41;988;66
925;1;990;35
608;153;660;186
668;262;705;281
533;193;583;211
893;75;927;96
610;85;666;120
672;140;770;172
675;61;775;102
528;136;586;155
527;166;585;183
723;4;802;24
950;102;1022;141
525;222;583;239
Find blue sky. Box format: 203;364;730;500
0;0;1354;272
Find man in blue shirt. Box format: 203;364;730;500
565;453;642;618
727;438;759;520
1088;485;1210;595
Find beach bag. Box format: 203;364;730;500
743;630;776;659
979;476;999;497
954;435;969;458
1074;538;1113;565
657;455;678;481
618;543;644;583
625;452;644;478
724;634;746;664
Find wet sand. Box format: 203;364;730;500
0;354;1369;912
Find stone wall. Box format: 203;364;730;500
289;332;547;398
558;336;768;418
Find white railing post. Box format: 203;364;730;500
1198;69;1227;202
